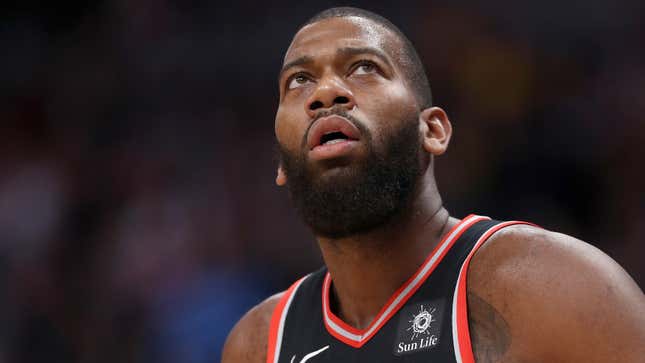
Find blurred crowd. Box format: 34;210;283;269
1;0;643;362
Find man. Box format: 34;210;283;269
222;7;644;363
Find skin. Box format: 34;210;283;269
222;16;645;363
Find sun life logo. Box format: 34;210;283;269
406;305;436;340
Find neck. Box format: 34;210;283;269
316;174;458;330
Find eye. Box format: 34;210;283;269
287;74;312;90
351;61;378;76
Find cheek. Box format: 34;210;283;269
357;82;418;141
275;105;306;152
381;82;418;116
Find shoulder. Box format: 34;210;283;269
467;223;645;362
221;292;284;363
469;223;643;299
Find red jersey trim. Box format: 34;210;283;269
452;220;539;363
266;275;308;363
322;214;490;348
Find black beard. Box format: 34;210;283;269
279;114;421;239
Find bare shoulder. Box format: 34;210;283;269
467;224;645;362
221;292;284;363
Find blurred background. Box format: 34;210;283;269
1;0;643;362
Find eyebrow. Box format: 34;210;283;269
279;55;314;82
337;47;392;68
278;46;393;83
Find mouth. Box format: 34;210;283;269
306;115;361;160
319;131;352;145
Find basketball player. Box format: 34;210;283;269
222;7;645;363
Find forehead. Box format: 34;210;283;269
284;16;401;64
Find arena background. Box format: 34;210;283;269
1;0;643;362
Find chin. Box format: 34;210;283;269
307;159;363;183
316;165;358;181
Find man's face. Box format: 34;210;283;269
275;16;423;238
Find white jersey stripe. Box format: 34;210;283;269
452;223;499;363
452;255;467;363
273;275;309;363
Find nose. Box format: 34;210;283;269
305;76;355;118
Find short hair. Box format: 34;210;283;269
300;7;433;109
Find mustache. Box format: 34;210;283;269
301;106;366;150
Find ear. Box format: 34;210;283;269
276;165;287;186
419;107;452;156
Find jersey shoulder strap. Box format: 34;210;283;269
452;218;539;363
266;268;326;363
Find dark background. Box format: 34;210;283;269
1;0;643;362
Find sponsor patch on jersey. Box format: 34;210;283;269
393;299;444;356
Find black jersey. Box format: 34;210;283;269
266;214;534;363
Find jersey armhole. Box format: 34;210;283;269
266;275;308;363
452;221;539;363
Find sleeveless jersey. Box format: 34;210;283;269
266;214;535;363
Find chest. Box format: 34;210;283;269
269;217;526;363
281;295;511;363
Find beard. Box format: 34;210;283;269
278;111;422;239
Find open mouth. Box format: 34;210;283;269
307;115;361;151
306;115;362;161
320;131;351;145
